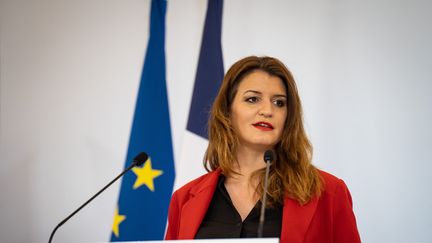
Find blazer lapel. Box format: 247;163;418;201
178;170;221;239
281;195;319;243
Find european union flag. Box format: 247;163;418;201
111;0;175;241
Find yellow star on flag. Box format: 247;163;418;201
112;207;126;238
132;157;163;191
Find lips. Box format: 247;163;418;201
252;122;274;131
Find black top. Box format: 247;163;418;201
195;175;282;239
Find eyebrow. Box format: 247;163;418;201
243;90;261;95
243;90;287;98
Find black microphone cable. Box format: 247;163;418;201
48;152;148;243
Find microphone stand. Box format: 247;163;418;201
48;157;143;243
257;157;272;238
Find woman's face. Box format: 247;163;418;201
230;70;287;151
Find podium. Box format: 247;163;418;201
116;239;279;243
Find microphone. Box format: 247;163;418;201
257;149;274;238
48;152;149;243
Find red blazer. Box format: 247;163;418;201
165;169;361;243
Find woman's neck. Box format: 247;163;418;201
229;145;268;182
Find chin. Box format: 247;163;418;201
239;135;279;150
248;140;277;150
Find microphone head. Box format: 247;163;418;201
264;150;274;163
133;152;149;166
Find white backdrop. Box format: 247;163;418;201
1;0;432;242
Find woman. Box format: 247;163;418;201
165;56;361;243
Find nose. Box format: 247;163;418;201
258;100;273;118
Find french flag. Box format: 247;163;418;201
174;0;224;191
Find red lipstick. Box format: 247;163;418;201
252;122;274;131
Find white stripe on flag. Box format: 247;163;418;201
174;130;209;191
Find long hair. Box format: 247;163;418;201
204;56;322;205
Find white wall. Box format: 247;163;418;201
1;0;431;242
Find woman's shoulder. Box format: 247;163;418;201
318;169;351;196
314;171;360;241
316;169;355;207
173;169;221;197
318;169;342;183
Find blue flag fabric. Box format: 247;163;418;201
186;0;225;139
111;0;174;241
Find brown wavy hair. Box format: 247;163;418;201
204;56;322;205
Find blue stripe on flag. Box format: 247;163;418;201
186;0;225;139
111;0;174;241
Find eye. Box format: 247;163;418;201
245;96;260;103
273;99;286;107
